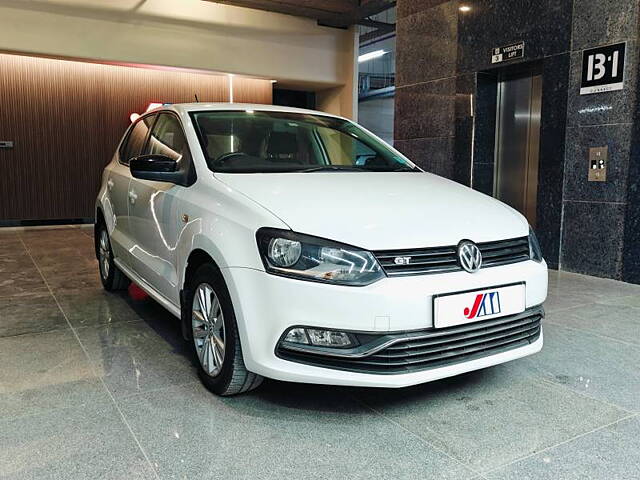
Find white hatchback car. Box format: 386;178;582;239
95;103;547;396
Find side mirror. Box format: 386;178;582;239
130;154;190;186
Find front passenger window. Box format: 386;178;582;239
147;114;188;161
120;115;154;165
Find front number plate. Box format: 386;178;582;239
433;283;526;329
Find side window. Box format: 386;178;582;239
146;113;188;161
119;115;155;165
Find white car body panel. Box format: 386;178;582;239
216;171;528;250
95;102;547;389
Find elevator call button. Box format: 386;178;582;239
588;146;607;182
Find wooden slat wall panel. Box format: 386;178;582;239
233;76;274;104
0;54;273;221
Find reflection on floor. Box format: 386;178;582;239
1;226;639;479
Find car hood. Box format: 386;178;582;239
215;172;528;250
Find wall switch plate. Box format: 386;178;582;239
588;146;607;182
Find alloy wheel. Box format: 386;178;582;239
98;229;110;280
192;283;226;377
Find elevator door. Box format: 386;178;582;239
494;69;542;227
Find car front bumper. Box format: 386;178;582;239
223;259;547;387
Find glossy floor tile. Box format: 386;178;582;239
118;381;476;480
0;294;68;336
0;329;108;418
75;318;197;398
546;301;640;346
352;364;627;472
0;402;156;480
521;322;640;412
485;415;640;480
0;262;48;299
55;290;152;328
0;226;639;479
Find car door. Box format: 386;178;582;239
128;112;191;304
107;116;154;266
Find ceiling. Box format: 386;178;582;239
205;0;396;28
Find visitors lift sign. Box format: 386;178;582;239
491;42;525;64
580;42;626;95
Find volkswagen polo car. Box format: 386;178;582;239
95;103;547;396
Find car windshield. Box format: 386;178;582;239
190;110;417;173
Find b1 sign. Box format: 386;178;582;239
580;42;626;95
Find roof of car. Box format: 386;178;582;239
159;102;342;119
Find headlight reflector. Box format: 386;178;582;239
528;226;543;262
256;228;385;286
268;238;302;267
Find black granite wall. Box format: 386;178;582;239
560;0;640;280
395;0;640;281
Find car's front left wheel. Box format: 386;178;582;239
97;223;130;291
185;263;263;396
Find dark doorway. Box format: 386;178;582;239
273;88;316;110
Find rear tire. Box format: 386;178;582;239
97;223;130;291
185;263;263;396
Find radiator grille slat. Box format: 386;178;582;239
373;236;530;276
383;318;540;354
370;325;540;361
353;329;539;367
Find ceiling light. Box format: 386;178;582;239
459;5;471;12
358;50;387;63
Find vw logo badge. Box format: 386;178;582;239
458;240;482;273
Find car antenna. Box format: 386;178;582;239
194;94;200;103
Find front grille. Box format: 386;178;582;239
277;307;543;374
373;236;530;276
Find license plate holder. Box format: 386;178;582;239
433;282;526;329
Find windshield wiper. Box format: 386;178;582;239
298;166;364;173
298;165;420;173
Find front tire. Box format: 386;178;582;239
185;263;263;396
97;223;130;291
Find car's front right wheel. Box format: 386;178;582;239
185;263;263;396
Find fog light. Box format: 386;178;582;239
282;327;357;348
307;329;354;347
284;327;309;345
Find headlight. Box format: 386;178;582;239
528;226;543;262
256;228;386;286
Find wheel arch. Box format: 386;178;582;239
184;249;220;288
180;248;226;340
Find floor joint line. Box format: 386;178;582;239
18;234;161;480
481;412;638;475
350;393;487;479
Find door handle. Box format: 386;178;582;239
107;179;114;191
128;190;138;204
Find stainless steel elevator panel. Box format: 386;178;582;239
494;70;542;226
